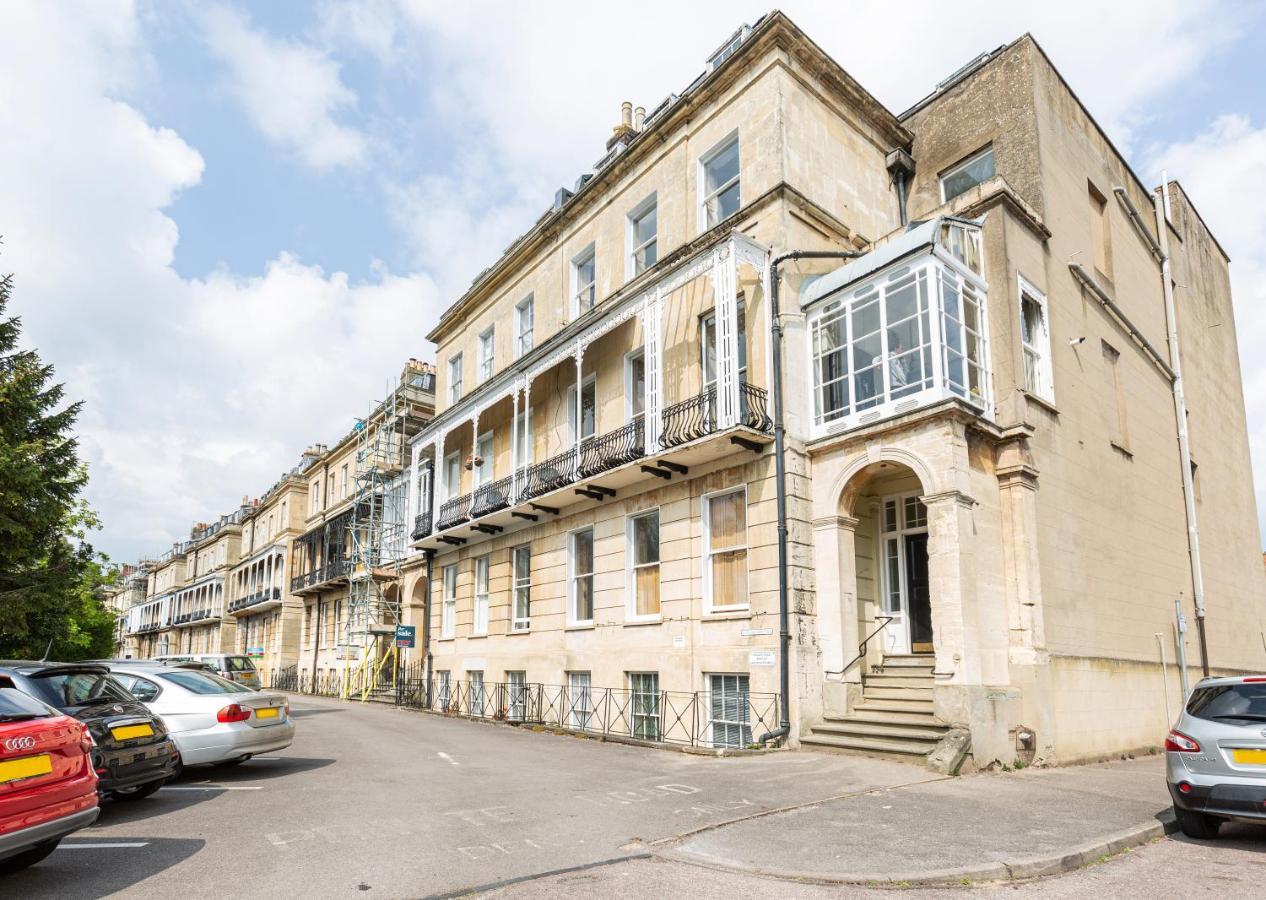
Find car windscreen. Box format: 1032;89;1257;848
226;657;256;672
28;671;135;709
0;685;56;721
1187;682;1266;722
158;670;254;694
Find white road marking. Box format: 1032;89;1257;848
252;756;282;760
437;751;459;766
59;842;150;849
163;785;263;791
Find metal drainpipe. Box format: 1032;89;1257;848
422;549;435;707
758;248;863;745
895;170;909;227
1152;193;1209;676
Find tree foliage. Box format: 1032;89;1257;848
0;269;114;660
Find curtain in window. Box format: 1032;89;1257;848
709;492;747;607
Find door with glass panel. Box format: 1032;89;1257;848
878;493;932;654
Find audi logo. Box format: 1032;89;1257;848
4;736;36;752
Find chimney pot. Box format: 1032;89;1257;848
621;101;633;129
634;106;645;131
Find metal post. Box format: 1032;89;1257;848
1175;595;1191;700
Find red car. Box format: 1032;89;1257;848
0;684;99;874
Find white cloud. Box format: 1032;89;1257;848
0;2;440;561
1147;115;1266;543
199;3;368;170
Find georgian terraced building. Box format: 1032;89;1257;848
403;12;1265;767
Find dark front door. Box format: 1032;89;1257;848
904;532;933;652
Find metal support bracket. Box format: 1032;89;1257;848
510;511;539;522
472;524;503;535
530;503;560;516
438;536;466;546
640;465;672;480
657;460;689;475
729;435;763;453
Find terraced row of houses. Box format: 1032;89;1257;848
108;13;1264;769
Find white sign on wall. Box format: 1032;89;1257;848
749;649;776;667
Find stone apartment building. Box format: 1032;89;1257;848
104;563;149;657
404;12;1264;767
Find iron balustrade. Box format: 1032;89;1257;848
229;587;281;613
288;558;351;593
411;512;433;541
660;386;717;448
739;382;773;431
470;475;514;519
579;419;645;478
436;493;472;531
520;447;578;501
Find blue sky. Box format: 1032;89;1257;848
1;1;1264;562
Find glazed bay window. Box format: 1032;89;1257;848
628;194;657;276
511;545;531;631
478;327;495;383
441;564;456;638
808;219;990;434
628;510;660;620
571;245;597;317
1019;277;1054;403
569;527;595;625
515;294;534;357
448;353;463;404
700;133;740;229
473;555;490;635
704;488;748;612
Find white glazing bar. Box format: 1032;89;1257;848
643;289;663;451
712;242;740;427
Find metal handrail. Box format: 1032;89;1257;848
827;615;893;677
578;420;645;478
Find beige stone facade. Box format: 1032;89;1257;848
403;14;1264;764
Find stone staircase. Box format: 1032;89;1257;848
802;654;949;762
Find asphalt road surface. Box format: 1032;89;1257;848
8;694;1263;898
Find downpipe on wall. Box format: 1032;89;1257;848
759;248;863;745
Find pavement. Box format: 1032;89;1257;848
5;693;1252;899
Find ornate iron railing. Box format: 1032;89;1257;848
411;512;433;542
470;475;514;519
288;558;351;593
739;383;773;431
579;420;645;478
436;493;472;531
520;447;577;501
660;386;717;448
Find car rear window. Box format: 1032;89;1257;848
226;657;256;672
0;686;55;720
158;671;253;694
29;671;134;708
1187;683;1266;722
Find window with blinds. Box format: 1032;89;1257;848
704;488;748;613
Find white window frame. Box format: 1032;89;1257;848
939;146;995;204
506;670;527;721
626;193;658;279
437;670;451;708
626;508;661;623
473;554;490;635
568;526;595;627
511;545;531;632
625;348;646;423
702;485;750;614
706;673;752;748
448;353;463;404
441;564;456;638
1018;275;1054;404
514;294;534;358
627;671;660;741
514;408;532;468
566;671;592;729
444;450;462;496
570;244;597;319
567;374;598;442
698;131;740;232
474;430;494;488
477;327;495;384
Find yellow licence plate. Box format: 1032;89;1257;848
111;723;154;741
255;707;279;720
1232;749;1266;765
0;754;53;783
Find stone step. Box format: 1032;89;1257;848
810;719;947;742
863;673;933;689
876;654;936;669
800;732;933;758
862;685;934;702
853;697;936;714
824;709;944;728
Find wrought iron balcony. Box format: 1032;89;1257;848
411;513;433;542
288;558;351;594
579;419;645;478
229;586;282;613
520;447;578;502
470;474;514;519
436;494;472;531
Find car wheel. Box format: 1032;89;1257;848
0;839;61;873
1174;805;1222;839
111;779;165;802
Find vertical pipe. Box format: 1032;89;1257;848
1153;191;1209;676
422;549;434;709
895;169;909;227
1155;632;1171;724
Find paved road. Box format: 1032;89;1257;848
8;694;1260;898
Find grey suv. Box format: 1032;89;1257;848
1167;675;1266;838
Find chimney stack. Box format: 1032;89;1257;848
608;100;637;150
634;106;645;131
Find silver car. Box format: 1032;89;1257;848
153;654;261;689
1166;675;1266;838
100;662;294;776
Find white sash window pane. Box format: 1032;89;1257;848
512;545;531;631
705;489;748;611
473;556;489;635
570;528;594;624
709;674;751;748
567;671;592;729
629;672;660;740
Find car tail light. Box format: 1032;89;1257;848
1178;781;1193;794
283;700;290;718
79;725;94;753
217;704;252;723
1165;730;1201;752
1244;677;1266;683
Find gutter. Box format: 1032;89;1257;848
759;249;863;745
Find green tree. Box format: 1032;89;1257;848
0;269;114;660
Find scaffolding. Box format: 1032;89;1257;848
341;364;435;700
